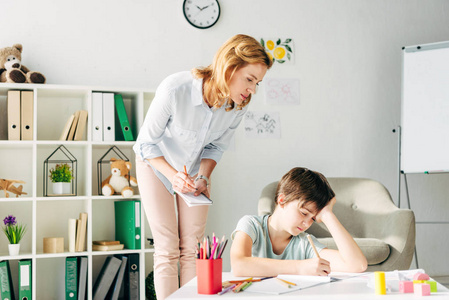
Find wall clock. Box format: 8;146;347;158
183;0;220;29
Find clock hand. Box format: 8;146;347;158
196;5;203;11
201;5;210;10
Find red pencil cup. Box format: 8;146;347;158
196;258;222;294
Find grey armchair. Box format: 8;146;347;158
258;177;415;271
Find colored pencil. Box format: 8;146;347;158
276;277;292;288
217;239;228;259
210;242;218;259
233;282;247;293
277;277;297;286
241;281;253;291
218;284;236;295
229;278;261;283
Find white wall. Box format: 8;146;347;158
2;0;449;275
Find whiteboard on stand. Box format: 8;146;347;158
401;41;449;173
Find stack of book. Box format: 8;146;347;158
60;110;88;141
92;240;124;251
68;212;88;253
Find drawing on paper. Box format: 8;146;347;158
244;111;281;139
260;38;294;64
265;78;300;105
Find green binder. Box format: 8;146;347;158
65;256;78;300
114;94;134;141
0;260;15;300
19;259;32;300
114;200;141;250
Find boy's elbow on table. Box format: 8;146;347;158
358;258;368;273
348;256;368;273
230;257;248;277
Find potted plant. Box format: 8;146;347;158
2;215;27;256
49;163;73;194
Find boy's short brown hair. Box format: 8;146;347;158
274;167;335;212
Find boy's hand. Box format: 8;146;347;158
315;197;336;223
297;257;331;276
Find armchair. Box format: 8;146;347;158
258;177;415;271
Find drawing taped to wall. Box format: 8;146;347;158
265;78;300;105
244;111;281;139
260;38;294;64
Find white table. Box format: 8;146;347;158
168;272;449;299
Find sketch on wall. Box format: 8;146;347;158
265;78;300;105
244;111;281;139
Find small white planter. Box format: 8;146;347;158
53;182;71;194
8;244;20;256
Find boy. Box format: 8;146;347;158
230;167;367;276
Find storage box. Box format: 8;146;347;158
43;237;64;253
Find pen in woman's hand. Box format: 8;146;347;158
182;165;196;190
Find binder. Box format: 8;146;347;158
67;110;80;141
20;91;33;140
92;92;103;141
93;256;121;300
114;200;141;250
124;254;140;300
114;94;134;141
65;256;78;300
0;96;8;140
7;90;21;140
102;93;115;141
78;256;88;300
107;255;128;300
74;110;88;141
19;259;32;300
0;260;15;300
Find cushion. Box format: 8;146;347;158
317;237;390;265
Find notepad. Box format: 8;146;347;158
243;275;335;295
176;192;212;207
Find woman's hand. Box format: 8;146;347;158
172;172;196;194
315;197;336;223
194;176;210;198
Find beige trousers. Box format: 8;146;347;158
136;158;209;300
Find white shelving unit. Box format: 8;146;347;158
0;83;155;299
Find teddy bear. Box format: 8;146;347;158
0;44;46;84
102;158;138;198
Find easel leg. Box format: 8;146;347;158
403;173;419;268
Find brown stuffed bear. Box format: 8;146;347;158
0;44;46;84
102;158;138;198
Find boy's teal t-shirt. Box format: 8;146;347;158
231;214;325;260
